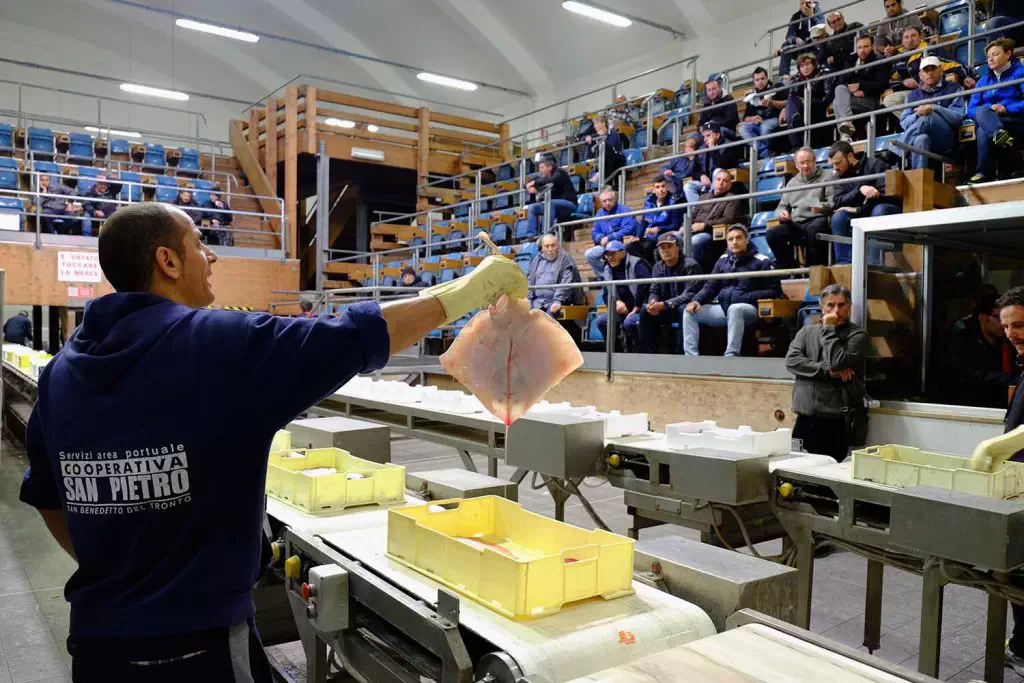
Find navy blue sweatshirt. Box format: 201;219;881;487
20;293;389;638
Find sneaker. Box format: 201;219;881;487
969;173;991;184
993;129;1016;149
1005;644;1024;676
838;122;856;138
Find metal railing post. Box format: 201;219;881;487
606;283;616;381
543;187;552;237
672;119;681;155
315;140;329;292
34;177;41;250
682;212;692;257
426;214;433;258
749;141;759;218
598;140;606;190
967;0;977;69
618;168;626;206
803;82;812;149
866;114;877;160
518;157;527;210
646;100;654;151
689;61;698;116
768;33;775;79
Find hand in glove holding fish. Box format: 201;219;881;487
420;236;527;322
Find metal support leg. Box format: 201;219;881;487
863;559;884;653
795;529;814;630
487;457;498;478
543;476;572;522
509;468;529;485
918;564;946;678
458;449;479;473
984;593;1008;683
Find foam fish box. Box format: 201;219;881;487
387;496;635;619
852;444;1024;499
665;421;792;456
266;447;405;514
29;354;51;379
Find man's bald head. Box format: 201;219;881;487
98;203;188;293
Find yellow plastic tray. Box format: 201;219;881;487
387;496;635;620
266;447;405;514
852;444;1024;499
270;429;291;453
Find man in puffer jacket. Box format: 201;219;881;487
968;38;1024;183
637;175;682;264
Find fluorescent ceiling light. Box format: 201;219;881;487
417;72;478;91
175;18;259;42
367;124;379;133
120;83;189;101
561;2;632;27
351;147;385;161
84;126;142;138
325;118;356;128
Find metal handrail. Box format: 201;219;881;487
372;186;529;228
7;188;283;222
755;0;858;43
324;233;486;264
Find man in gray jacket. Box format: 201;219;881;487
768;147;834;269
527;233;584;316
785;284;870;461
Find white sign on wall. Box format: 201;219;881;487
58;251;102;283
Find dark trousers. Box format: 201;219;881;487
784;100;828;150
973;106;1024;178
638;306;681;353
767;216;830;269
794;414;850;462
69;618;272;683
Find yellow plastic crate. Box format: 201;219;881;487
852;444;1024;499
270;429;291;453
387;496;635;620
266;447;405;514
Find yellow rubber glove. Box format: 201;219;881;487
968;425;1024;472
420;255;528;323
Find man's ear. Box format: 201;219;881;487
154;245;182;282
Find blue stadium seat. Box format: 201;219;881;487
193;179;215;206
411;237;426;247
799;305;822;328
155;176;178;202
69;133;93;162
756;176;785;211
760;154;793;176
518;241;538;257
750;233;774;261
0;196;24;229
0;123;12;153
514;218;532;239
177;148;200;173
570;174;585;194
33;161;59;180
110;139;131;155
491;221;508;243
939;0;971;35
28;127;54;156
750;211;777;230
514;253;532;273
497;164;514;181
454;203;470;218
815;148;830;164
77;166;102;194
421;271;436;286
634;129;648;149
0;158;17;190
577;193;595;216
492;193;511;210
499;245;513;255
430;233;446;245
119;172;142;201
587;311;604;342
440;268;457;283
558;148;570;167
143;143;166;170
382;277;397;288
449;231;466;250
623;149;644;166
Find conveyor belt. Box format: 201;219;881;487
319;524;716;683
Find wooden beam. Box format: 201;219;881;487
285;87;299;259
430;110;500;134
306;86;318;154
317;90;420;119
418;108;431;212
265;98;278;193
317;125;417;147
227;119;282;249
248;108;260;160
315;108;419;133
429;126;500;146
499;123;511;161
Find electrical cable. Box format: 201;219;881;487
562;478;612;532
714;504;766;560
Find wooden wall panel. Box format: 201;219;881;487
0;243;300;311
427;369;796;431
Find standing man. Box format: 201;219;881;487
786;284;869;461
639;233;702;354
899;56;966;170
827;140;901;265
738;67;785;159
833;34;889;142
3;311;33;346
996;287;1024;676
769;147;834;269
525;155;578;236
19;202;526;681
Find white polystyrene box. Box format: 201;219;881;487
665;421;793;456
602;411;649;438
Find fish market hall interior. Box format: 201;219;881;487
4;0;1024;680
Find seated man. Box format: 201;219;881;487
768;146;834;269
80;175;121;237
660;132;702;199
875;0;925;57
780;53;833;151
683;122;742;206
946;293;1014;409
824;12;866;71
698;77;740;135
399;266;427;289
776;0;824;80
639;233;702;354
738;67;785;159
690;169;745;271
834;34;888;141
584;116;626;188
36;173;82;235
968;38;1024;184
880;26;928;113
205;186;234;247
585;188;641;278
899;56;966;170
827;141;902;265
684;225;781;357
172;187;206;231
638;175;683;264
525;155;578;235
595;240;650;350
527;233;584;316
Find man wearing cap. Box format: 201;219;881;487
899;55;966;170
596;240;650;350
683;121;742;208
698;77;740;136
833;34;889;141
808;23;831;64
399;265;426;289
639;233;703;354
684;225;781;357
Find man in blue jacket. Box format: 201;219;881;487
660;132;702;199
683;225;781;357
638;175;683;264
19;202;526;681
584;188;641;278
968;38;1024;183
899;56;966;170
596;240;649;350
639;233;703;353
